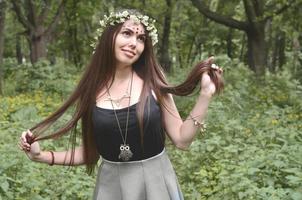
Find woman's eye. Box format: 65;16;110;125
122;31;131;36
138;36;146;42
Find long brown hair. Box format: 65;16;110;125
28;10;223;175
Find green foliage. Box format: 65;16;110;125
1;58;301;199
2;58;79;96
1;0;302;198
0;124;95;200
0;79;94;199
168;60;302;199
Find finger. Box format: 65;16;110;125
20;137;29;146
20;140;30;148
215;69;222;76
22;142;30;151
205;56;214;65
217;68;223;74
20;138;25;146
214;70;222;78
18;142;29;151
27;130;33;137
217;66;223;73
208;56;214;62
21;131;27;142
22;131;32;144
25;130;34;144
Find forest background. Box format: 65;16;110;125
0;0;301;199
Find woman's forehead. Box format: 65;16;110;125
122;20;145;34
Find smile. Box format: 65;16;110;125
121;49;136;56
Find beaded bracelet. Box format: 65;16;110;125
189;114;207;133
49;151;54;166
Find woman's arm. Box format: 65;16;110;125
32;146;86;166
161;72;217;150
19;130;88;166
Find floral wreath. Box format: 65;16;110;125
91;11;158;49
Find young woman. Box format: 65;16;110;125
18;10;223;200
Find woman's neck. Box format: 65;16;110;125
114;65;133;81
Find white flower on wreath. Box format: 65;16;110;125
91;11;159;51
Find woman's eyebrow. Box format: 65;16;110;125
122;27;146;36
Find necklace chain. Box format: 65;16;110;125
106;71;134;161
105;76;131;108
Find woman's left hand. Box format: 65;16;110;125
200;57;223;96
201;72;216;96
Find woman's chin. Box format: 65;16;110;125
116;58;138;67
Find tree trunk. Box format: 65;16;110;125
11;0;65;64
186;31;198;66
29;26;47;63
246;23;267;75
159;0;172;72
0;1;6;95
271;36;277;72
239;33;246;61
278;31;286;70
16;34;23;64
190;0;295;76
227;28;234;59
65;0;81;67
176;42;183;68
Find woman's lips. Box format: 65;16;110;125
122;49;136;57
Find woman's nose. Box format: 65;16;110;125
128;37;137;48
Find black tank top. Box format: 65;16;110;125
92;94;165;162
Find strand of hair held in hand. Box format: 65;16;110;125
160;58;224;96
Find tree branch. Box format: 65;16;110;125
44;0;66;36
265;0;297;20
10;0;33;30
38;0;51;24
26;0;37;27
252;0;264;17
190;0;248;31
243;0;257;25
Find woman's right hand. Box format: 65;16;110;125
18;130;41;161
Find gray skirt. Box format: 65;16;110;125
93;149;184;200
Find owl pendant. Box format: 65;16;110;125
118;144;133;161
